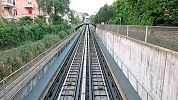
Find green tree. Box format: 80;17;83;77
69;10;81;25
37;0;70;24
113;0;178;26
92;4;115;24
89;15;95;23
92;0;178;26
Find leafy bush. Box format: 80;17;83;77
35;40;46;55
34;16;46;25
19;42;37;62
0;16;72;50
52;15;64;25
42;35;60;48
19;34;61;67
18;16;32;26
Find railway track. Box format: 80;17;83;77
44;24;122;100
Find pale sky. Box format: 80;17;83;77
70;0;114;15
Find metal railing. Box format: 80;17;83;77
97;24;178;52
2;0;13;7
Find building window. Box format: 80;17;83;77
28;9;32;14
27;0;32;4
13;0;16;5
13;10;17;16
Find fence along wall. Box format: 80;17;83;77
99;25;178;52
96;25;178;100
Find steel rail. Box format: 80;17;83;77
57;25;87;100
92;28;123;100
44;25;86;100
88;25;110;100
45;24;123;100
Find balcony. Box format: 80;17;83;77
24;4;33;8
4;15;14;19
21;14;36;19
2;1;13;8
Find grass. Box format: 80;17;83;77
147;34;178;51
128;32;146;41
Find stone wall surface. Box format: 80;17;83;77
96;28;178;100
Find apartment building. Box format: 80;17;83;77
15;0;38;19
0;0;38;19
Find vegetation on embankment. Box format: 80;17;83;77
0;17;71;50
0;33;70;80
0;16;73;80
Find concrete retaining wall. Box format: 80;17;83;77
96;28;178;100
